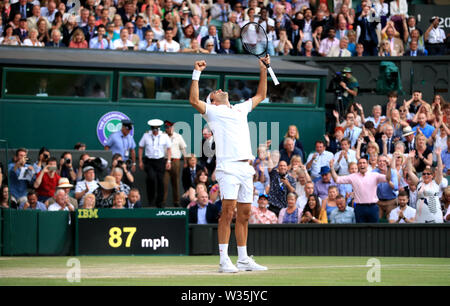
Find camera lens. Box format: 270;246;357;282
65;158;71;164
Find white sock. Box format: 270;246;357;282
237;246;248;261
219;244;229;262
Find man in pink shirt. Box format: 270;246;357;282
329;157;392;223
249;194;278;224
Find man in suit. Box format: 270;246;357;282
377;124;396;155
287;21;301;55
403;126;416;153
385;26;404;56
10;0;33;21
45;29;66;47
13;18;28;42
218;39;235;54
181;154;204;193
297;8;314;43
327;37;352;57
125;188;142;209
133;15;151;42
356;4;379;56
118;0;137;25
188;191;219;224
201;25;221;53
82;15;98;43
405;40;426;56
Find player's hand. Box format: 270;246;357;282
194;60;207;71
259;54;270;69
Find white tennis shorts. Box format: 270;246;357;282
215;160;255;203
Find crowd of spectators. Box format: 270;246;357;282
0;0;449;56
1;1;450;225
0;144;142;211
1;90;450;224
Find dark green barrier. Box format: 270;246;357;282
38;211;74;256
189;224;450;258
2;209;39;255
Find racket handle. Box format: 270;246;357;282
267;66;280;86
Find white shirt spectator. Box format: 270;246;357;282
113;38;134;50
389;0;408;17
301;19;313;42
318;37;339;56
428;27;446;44
48;202;75;211
365;115;386;129
22;39;44;47
75;180;99;207
389;206;416;223
306;150;334;180
158;39;180;52
333;149;357;175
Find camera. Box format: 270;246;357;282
43;153;49;160
117;159;132;168
280;173;286;179
65;158;71;165
84;157;103;170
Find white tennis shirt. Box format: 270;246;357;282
202;99;253;168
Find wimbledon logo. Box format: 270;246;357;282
97;111;134;145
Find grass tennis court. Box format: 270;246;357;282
0;256;449;286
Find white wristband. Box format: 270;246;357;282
192;70;201;81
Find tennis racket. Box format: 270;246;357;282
240;22;280;86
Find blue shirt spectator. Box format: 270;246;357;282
412;124;435;139
8;158;34;203
374;167;398;201
313;166;338;200
329;197;356;224
104;120;136;161
19;191;47;211
441;145;450;175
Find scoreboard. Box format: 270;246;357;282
75;208;188;255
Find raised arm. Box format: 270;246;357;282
251;55;269;110
407;150;419;186
435;147;443;185
329;159;339;183
189;60;208;114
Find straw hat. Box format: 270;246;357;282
402;126;415;137
57;177;73;188
98;176;118;190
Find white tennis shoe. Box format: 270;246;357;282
236;256;268;271
219;257;239;273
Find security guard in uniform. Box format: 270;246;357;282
138;119;172;208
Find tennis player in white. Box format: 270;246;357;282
190;56;270;273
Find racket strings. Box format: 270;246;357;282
240;22;268;56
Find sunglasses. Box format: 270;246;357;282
422;172;432;176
